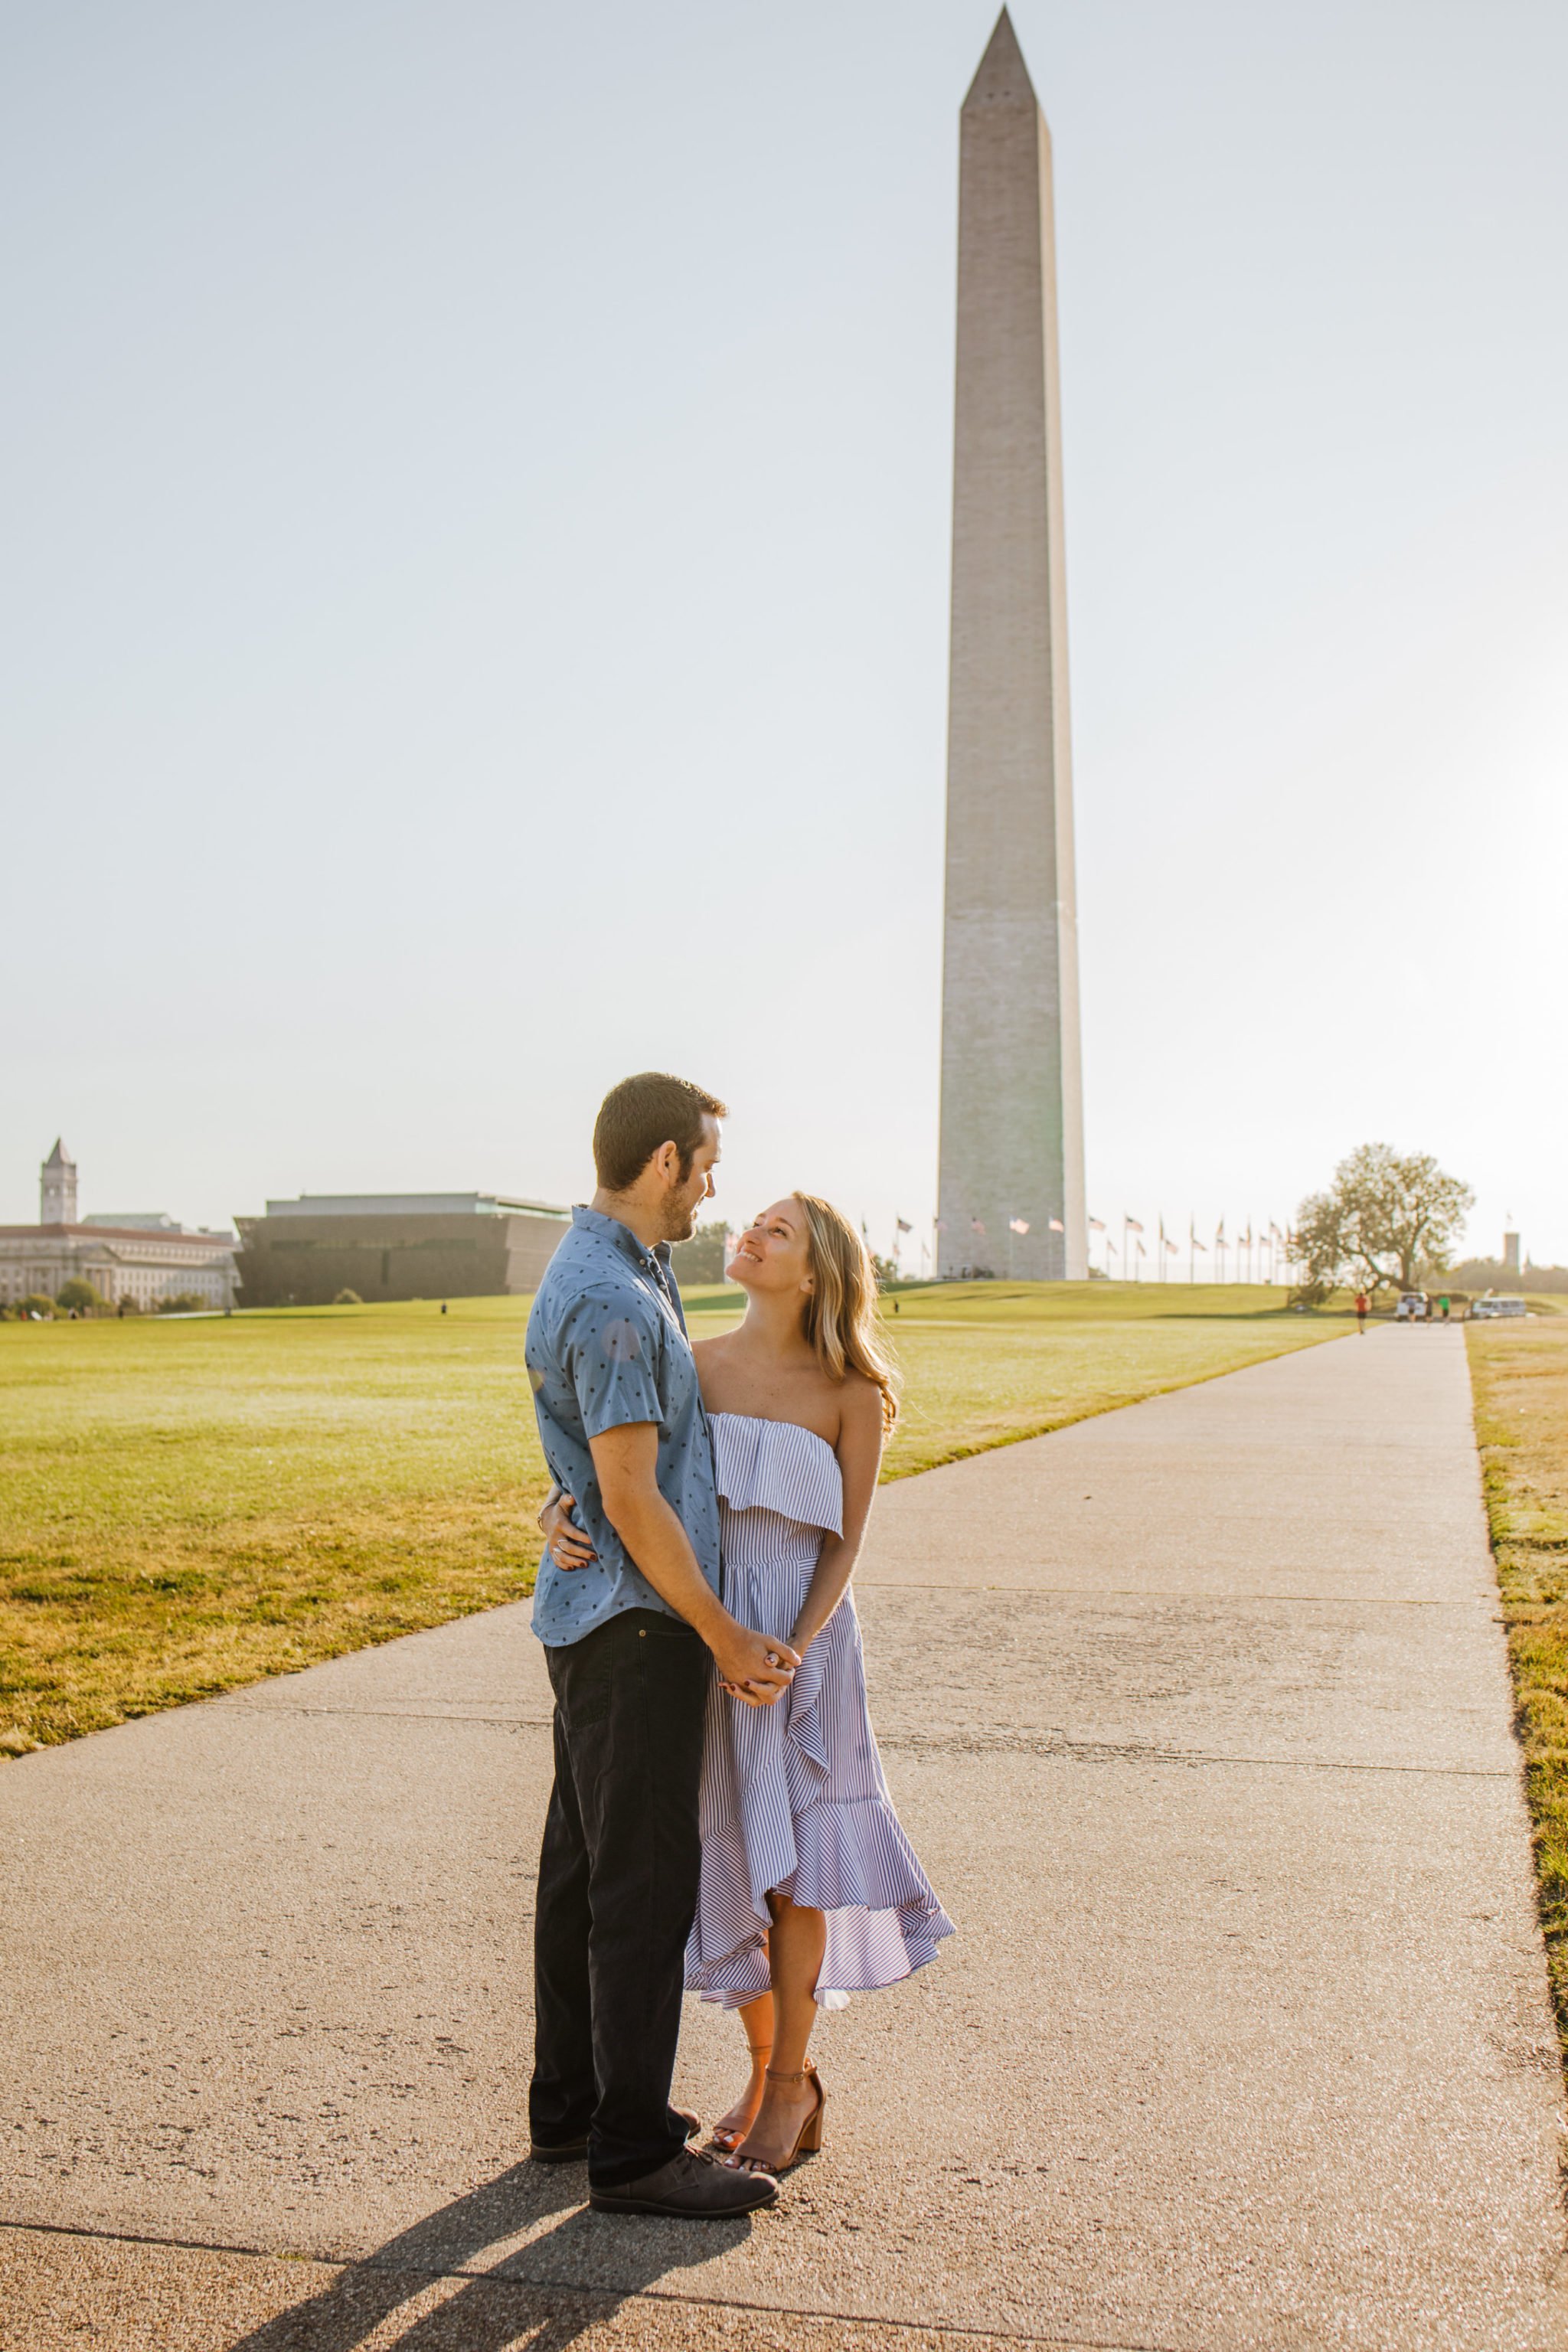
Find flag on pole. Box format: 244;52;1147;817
971;1219;986;1236
1089;1217;1106;1233
1009;1217;1030;1235
1049;1217;1063;1232
897;1218;913;1234
1136;1240;1148;1258
1165;1236;1178;1254
1126;1217;1145;1233
1191;1236;1207;1253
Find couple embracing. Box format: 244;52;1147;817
524;1071;953;2216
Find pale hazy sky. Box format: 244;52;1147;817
5;0;1565;1266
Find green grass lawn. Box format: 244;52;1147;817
1467;1305;1568;2053
1;1282;1348;1755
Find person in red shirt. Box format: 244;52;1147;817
1354;1289;1369;1334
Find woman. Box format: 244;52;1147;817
543;1193;952;2175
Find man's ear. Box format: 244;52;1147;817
651;1139;681;1187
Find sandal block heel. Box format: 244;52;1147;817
732;2063;826;2174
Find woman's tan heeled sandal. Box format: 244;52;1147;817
728;2063;825;2174
704;2044;773;2155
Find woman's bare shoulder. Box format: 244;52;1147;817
835;1364;885;1426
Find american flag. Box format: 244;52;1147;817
1009;1217;1030;1235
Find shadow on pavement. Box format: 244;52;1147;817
224;2161;751;2350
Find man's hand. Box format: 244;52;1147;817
588;1423;799;1697
707;1622;799;1705
539;1491;596;1572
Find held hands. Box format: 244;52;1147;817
538;1491;597;1573
537;1492;799;1707
710;1621;800;1708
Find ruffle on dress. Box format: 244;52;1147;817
712;1411;843;1537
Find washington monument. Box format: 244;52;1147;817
936;10;1087;1281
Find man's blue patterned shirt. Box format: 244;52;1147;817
526;1205;720;1648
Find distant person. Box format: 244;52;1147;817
440;1302;448;1315
1439;1294;1451;1322
1354;1289;1369;1334
543;1187;952;2184
524;1072;791;2217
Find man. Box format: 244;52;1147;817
1354;1289;1368;1334
524;1072;799;2216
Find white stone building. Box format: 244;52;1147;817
0;1142;240;1312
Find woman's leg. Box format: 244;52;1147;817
733;1893;825;2167
707;1989;774;2150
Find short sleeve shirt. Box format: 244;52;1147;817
525;1205;720;1648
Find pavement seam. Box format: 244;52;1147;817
880;1736;1513;1777
0;2218;1179;2352
224;1702;554;1725
857;1583;1490;1606
215;1704;1515;1776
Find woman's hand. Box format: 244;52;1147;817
539;1490;597;1572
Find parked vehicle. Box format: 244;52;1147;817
1395;1292;1429;1321
1471;1295;1527;1320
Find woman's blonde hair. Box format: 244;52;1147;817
792;1192;900;1432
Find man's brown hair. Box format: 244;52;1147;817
593;1072;728;1194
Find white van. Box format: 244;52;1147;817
1395;1292;1428;1321
1471;1296;1527;1320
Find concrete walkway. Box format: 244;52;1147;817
2;1328;1563;2350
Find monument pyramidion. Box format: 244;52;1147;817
936;10;1087;1282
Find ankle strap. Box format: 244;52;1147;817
765;2064;811;2082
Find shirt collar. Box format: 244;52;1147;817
571;1204;674;1279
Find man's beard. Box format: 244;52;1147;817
657;1189;701;1245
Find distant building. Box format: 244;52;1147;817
1503;1231;1522;1276
0;1141;240;1312
234;1192;570;1307
40;1138;76;1225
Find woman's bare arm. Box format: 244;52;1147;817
788;1377;884;1655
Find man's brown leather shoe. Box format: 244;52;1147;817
589;2145;779;2216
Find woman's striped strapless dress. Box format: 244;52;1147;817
684;1410;954;2008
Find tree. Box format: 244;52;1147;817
1295;1144;1474;1297
669;1220;732;1285
56;1279;104;1315
18;1294;55;1320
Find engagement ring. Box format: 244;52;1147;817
765;1651;780;1667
